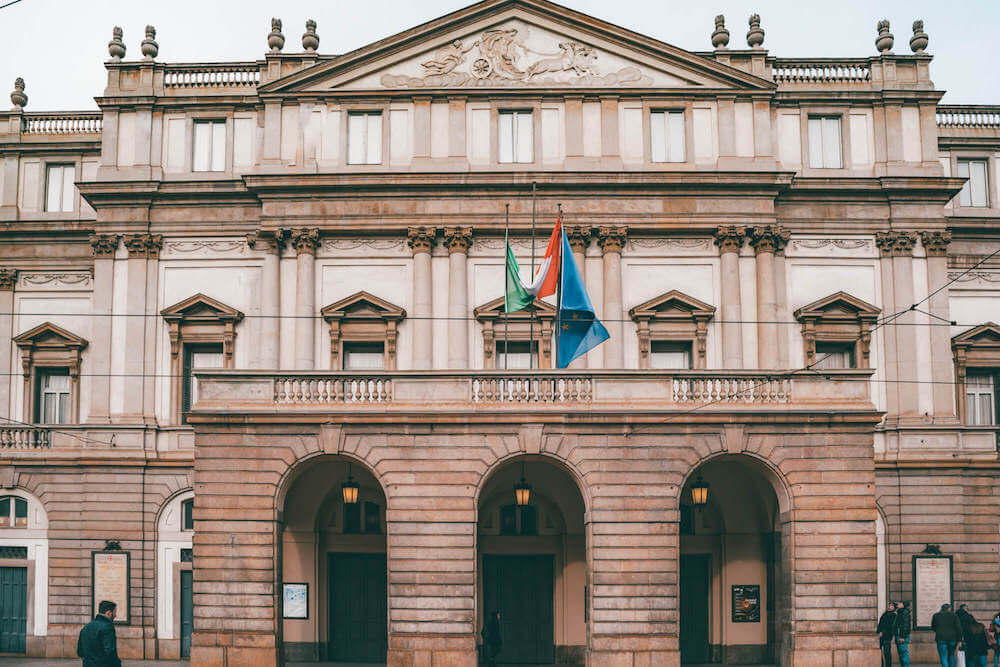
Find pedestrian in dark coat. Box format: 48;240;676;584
878;603;897;667
934;604;965;667
77;600;121;667
481;610;502;667
894;601;912;667
967;622;990;667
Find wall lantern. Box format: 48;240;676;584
514;460;532;506
342;464;359;505
690;475;709;507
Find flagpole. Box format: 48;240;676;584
556;203;563;369
503;203;509;371
530;181;536;370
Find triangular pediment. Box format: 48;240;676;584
321;291;405;321
953;322;1000;345
13;322;88;350
160;293;244;323
794;292;880;321
629;290;716;320
475;295;556;320
260;0;774;94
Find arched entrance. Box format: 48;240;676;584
477;456;587;665
279;456;387;664
679;455;789;666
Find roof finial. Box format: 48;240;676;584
108;26;126;61
747;14;764;48
876;19;894;54
10;78;27;110
302;19;319;52
141;25;159;60
267;18;285;53
711;15;730;50
910;20;928;53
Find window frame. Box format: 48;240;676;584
956;158;990;208
648;340;694;370
342;341;387;371
498;109;534;164
35;367;71;425
0;496;29;529
794;292;880;370
13;321;88;426
629;290;715;370
649;109;686;164
321;291;405;370
181;498;195;532
952;323;1000;425
181;343;225;417
474;296;555;369
495;340;538;370
346;111;384;165
192;119;227;172
44;163;76;213
964;371;997;426
807;115;844;169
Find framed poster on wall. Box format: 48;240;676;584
914;555;952;629
92;550;130;625
283;582;309;619
732;584;760;622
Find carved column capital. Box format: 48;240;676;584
123;233;163;259
407;226;437;254
567;225;592;253
748;225;790;255
443;226;473;255
89;234;120;258
597;226;628;254
290;228;321;255
713;225;746;254
919;230;951;257
0;269;16;291
875;231;917;257
246;229;286;254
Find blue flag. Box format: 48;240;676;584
556;228;609;368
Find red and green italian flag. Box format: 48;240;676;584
504;214;562;313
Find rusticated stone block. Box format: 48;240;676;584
228;646;278;666
190;646;225;667
589;651;635;667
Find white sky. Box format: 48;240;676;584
2;0;997;110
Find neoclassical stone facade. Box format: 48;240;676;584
0;1;999;665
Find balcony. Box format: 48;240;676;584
0;426;50;449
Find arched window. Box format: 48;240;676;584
0;496;28;528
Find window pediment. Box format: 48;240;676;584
629;290;716;322
13;321;88;353
322;292;405;370
793;291;880;322
628;290;714;369
13;322;88;424
794;292;880;368
953;323;1000;366
321;291;406;322
160;293;244;325
475;296;555;368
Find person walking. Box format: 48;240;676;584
894;601;912;667
481;610;502;667
934;603;965;667
878;602;898;667
986;614;1000;667
77;600;122;667
966;621;990;667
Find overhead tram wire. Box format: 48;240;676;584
0;0;27;9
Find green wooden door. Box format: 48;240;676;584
680;554;711;663
180;570;193;658
482;554;555;664
328;553;387;663
0;566;26;654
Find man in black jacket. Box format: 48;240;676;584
77;600;121;667
878;602;898;667
894;601;912;667
932;603;964;667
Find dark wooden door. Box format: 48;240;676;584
0;566;26;654
482;554;554;664
680;554;711;663
328;553;387;663
180;569;193;658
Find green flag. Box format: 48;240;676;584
504;243;533;313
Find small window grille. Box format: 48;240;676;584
180;548;193;563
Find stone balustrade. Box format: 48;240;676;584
0;426;50;448
163;63;261;90
21;112;102;134
194;369;874;413
937;105;1000;129
771;59;871;85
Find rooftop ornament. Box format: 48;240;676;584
141;25;159;60
9;78;26;109
876;19;894;54
108;26;126;61
747;14;764;48
910;20;928;53
711;15;730;50
267;18;285;53
302;19;319;52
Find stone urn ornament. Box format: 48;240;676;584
711;15;730;49
108;26;126;60
10;78;27;109
267;18;285;53
875;19;894;54
910;20;928;53
141;25;159;60
302;19;319;52
747;13;765;48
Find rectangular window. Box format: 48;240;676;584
182;499;194;531
343;342;385;370
14;498;27;527
182;344;224;417
649;341;693;370
364;501;380;534
958;159;989;207
814;342;857;370
0;498;9;528
45;164;75;212
36;369;70;424
499;110;533;163
808;116;843;169
496;340;535;369
192;120;226;172
343;503;361;534
965;372;996;425
650;111;685;163
347;112;382;165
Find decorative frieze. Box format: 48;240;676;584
123;234;164;259
875;231;917;257
164;240;247;255
0;269;16;291
947;271;1000;283
89;234;119;258
748;225;790;255
407;227;437;254
791;239;871;251
597;226;628;254
713;225;746;254
444;227;473;254
919;231;951;257
289;228;321;255
19;272;93;289
629;238;711;250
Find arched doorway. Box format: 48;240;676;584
280;456;387;664
156;490;194;659
477;456;587;665
0;488;48;656
679;455;788;666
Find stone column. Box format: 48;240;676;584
248;231;283;369
120;233;161;424
0;269;15;420
598;226;627;369
920;231;956;419
408;226;436;370
291;228;320;370
749;225;789;369
714;226;746;369
877;231;919;421
88;235;119;422
444;227;472;369
567;226;592;369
